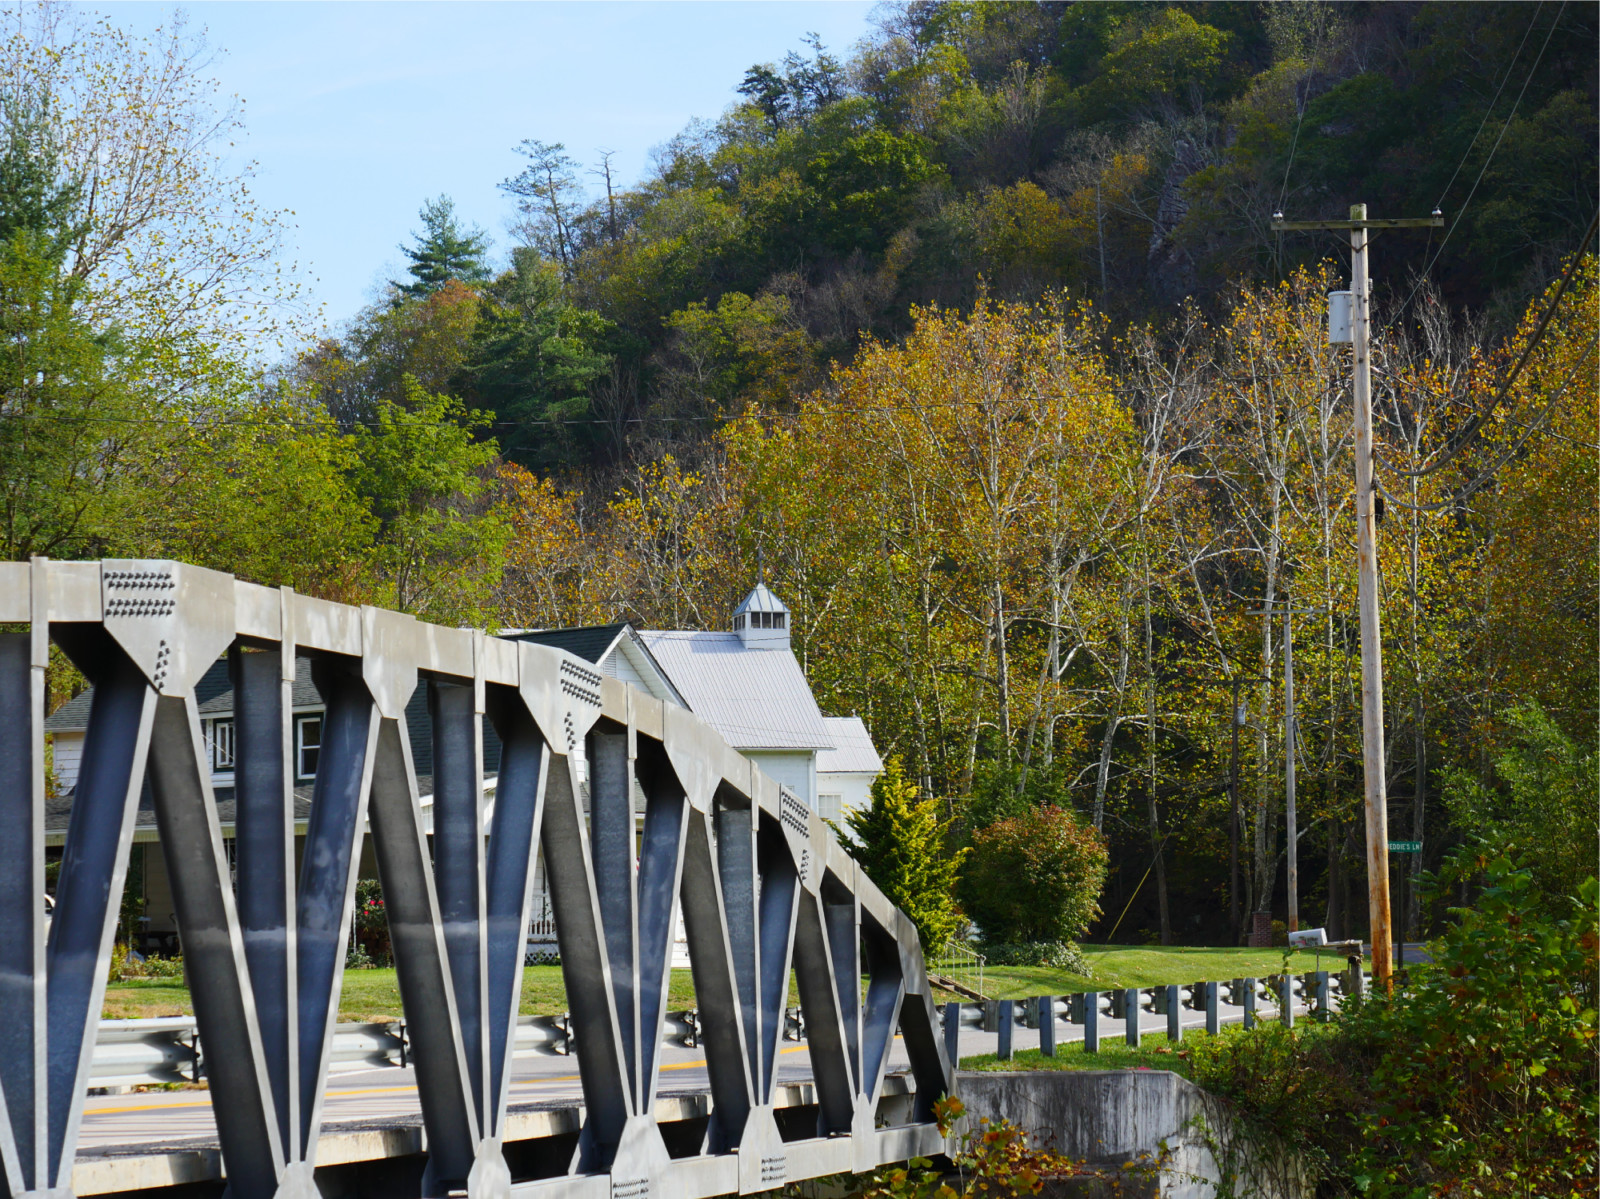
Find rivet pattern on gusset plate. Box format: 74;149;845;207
105;569;175;589
779;789;809;837
105;597;176;617
558;658;602;707
106;568;176;617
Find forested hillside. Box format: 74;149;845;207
286;0;1597;474
4;2;1595;945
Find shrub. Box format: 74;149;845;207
851;1095;1078;1199
838;757;969;953
973;940;1090;973
1345;853;1598;1197
960;805;1107;945
108;945;186;982
353;877;391;965
1186;1021;1363;1187
1181;852;1599;1197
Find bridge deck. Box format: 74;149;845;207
72;998;1325;1194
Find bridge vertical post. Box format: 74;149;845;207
943;1003;961;1068
1037;997;1055;1057
1083;993;1099;1053
1206;982;1220;1036
996;1001;1013;1060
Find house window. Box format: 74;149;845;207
297;716;322;779
818;793;843;822
773;612;786;629
206;719;235;772
733;614;745;630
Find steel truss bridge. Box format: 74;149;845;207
0;560;952;1199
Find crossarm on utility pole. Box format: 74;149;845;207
1270;217;1444;231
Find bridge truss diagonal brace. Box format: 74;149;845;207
0;558;955;1199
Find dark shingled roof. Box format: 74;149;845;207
507;623;629;664
45;652;494;815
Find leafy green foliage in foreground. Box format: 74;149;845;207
964;855;1600;1198
1342;857;1597;1197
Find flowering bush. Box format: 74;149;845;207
353;878;391;965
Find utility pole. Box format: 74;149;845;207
1247;602;1327;934
1271;203;1442;990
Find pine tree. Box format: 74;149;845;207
838;757;968;953
395;195;491;297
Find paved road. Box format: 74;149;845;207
78;1039;909;1151
78;995;1319;1156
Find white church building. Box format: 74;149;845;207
44;582;883;958
516;582;881;821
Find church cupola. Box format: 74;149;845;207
732;582;790;649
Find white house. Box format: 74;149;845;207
43;581;883;953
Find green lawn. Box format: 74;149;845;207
960;1041;1203;1078
105;966;704;1021
933;944;1352;1002
103;945;1352;1020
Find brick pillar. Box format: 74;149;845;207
1250;910;1273;947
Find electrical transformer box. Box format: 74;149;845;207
1327;290;1353;343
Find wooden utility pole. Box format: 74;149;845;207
1270;204;1441;989
1247;602;1327;934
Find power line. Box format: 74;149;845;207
1432;3;1544;213
1384;2;1567;335
1377;338;1596;514
1380;208;1598;478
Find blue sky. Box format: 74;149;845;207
103;1;880;332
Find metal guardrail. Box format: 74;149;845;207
93;964;1367;1087
88;1019;200;1089
91;1006;798;1088
3;558;952;1198
938;968;1372;1061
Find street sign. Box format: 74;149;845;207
1388;841;1421;853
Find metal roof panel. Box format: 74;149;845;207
818;717;883;775
639;630;833;750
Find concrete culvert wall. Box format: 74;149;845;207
954;1071;1313;1199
